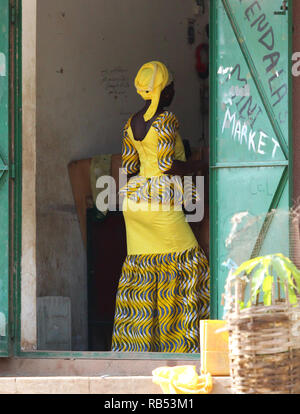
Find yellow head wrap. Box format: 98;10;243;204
134;61;173;122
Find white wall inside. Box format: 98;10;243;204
21;0;37;351
36;0;209;350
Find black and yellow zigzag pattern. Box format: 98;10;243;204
154;111;179;173
121;111;178;176
122;119;140;175
119;174;184;205
120;112;200;206
111;246;210;353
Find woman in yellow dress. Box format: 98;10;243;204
111;61;210;353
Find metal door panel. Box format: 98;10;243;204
210;0;292;318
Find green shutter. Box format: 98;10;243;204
0;0;10;356
210;0;292;318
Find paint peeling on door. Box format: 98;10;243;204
0;312;6;337
0;53;6;76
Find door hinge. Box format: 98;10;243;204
11;6;16;24
10;163;16;179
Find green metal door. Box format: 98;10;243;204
0;0;11;356
210;0;292;318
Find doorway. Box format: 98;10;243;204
18;0;294;358
27;0;210;352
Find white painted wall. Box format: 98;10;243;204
36;0;209;350
21;0;37;351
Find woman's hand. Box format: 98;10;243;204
166;159;208;176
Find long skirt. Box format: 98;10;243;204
111;245;210;353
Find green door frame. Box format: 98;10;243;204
11;0;22;358
0;0;13;357
11;0;294;358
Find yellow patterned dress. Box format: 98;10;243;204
111;111;210;353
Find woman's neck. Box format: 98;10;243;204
142;101;165;118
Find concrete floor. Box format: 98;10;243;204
0;357;232;393
0;375;232;394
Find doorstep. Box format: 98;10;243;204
0;376;232;394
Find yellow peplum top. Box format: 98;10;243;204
120;110;198;256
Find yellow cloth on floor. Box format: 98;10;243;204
135;61;173;121
152;366;213;394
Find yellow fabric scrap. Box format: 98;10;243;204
152;365;213;394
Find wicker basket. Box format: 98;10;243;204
224;273;300;394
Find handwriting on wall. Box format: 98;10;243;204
243;0;288;123
100;67;129;99
222;107;280;158
217;1;289;158
219;1;289;130
224;64;263;130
